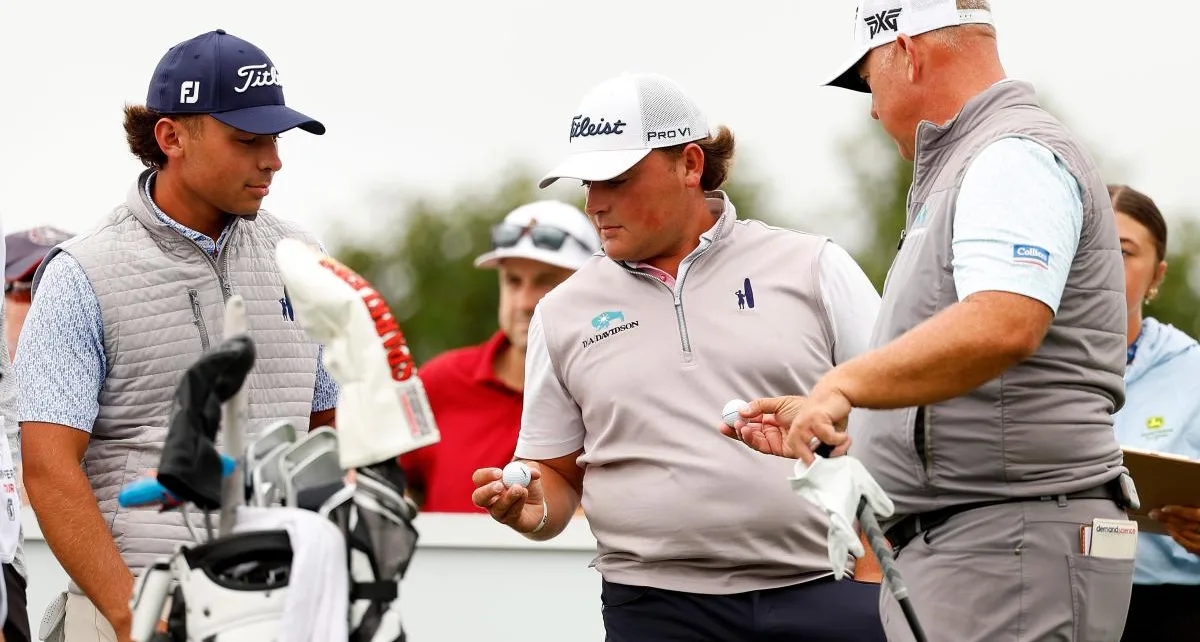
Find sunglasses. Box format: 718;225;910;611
490;221;585;251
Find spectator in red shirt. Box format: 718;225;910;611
402;201;600;512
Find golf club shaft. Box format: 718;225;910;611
218;296;249;536
857;498;929;642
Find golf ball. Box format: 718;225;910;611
722;399;748;428
502;461;532;488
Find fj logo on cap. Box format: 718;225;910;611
180;81;200;104
570;115;627;140
865;7;902;38
235;64;281;94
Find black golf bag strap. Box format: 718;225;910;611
351;580;398;602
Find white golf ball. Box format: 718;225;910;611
722;399;748;428
502;461;532;488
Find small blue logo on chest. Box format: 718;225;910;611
736;278;755;310
280;287;295;321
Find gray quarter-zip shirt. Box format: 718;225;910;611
516;192;869;594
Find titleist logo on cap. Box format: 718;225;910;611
570;115;627;140
235;64;282;93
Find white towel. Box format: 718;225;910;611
234;506;348;642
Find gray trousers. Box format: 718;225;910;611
881;497;1133;642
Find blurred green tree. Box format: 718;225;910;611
1147;218;1200;339
830;125;912;289
328;164;780;364
331;126;1199;364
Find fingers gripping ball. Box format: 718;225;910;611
722;399;748;428
502;461;532;488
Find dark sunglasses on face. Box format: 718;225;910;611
490;222;584;251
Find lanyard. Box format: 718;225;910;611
1127;323;1145;365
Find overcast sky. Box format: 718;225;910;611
2;1;1193;252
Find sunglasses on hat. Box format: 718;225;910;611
490;221;587;252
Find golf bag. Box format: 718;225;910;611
127;330;420;641
299;461;419;642
127;237;444;641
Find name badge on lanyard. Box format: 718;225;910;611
0;417;19;563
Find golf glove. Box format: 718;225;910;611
789;455;895;580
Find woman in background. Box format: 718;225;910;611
1110;184;1200;641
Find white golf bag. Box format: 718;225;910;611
126;238;439;641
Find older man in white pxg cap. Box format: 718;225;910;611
728;1;1140;641
400;201;600;514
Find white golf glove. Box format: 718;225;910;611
788;455;894;580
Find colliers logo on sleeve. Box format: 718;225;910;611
584;310;639;347
1012;244;1051;269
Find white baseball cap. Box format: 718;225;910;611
473;200;601;271
539;73;710;189
823;0;994;92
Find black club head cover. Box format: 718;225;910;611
157;334;256;510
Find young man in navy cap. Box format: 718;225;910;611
18;31;336;642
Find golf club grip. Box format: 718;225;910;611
858;499;929;642
118;455;238;508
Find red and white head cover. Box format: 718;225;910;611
274;239;440;468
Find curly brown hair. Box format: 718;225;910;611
122;104;203;169
658;125;736;191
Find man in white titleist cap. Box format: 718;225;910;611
400;201;599;513
726;1;1139;640
472;72;888;641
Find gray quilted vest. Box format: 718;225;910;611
33;169;322;583
850;81;1127;521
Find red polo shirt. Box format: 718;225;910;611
400;331;524;513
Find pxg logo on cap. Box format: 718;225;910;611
146;29;324;136
822;0;995;93
540;73;710;188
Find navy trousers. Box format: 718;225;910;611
601;577;886;641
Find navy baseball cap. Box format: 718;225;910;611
146;29;324;136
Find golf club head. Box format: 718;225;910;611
277;427;339;505
247;420;298;464
250;443;291;507
283;448;344;507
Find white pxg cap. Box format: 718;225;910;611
539;73;710;189
473;200;601;271
824;0;994;92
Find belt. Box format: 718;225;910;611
885;482;1120;553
